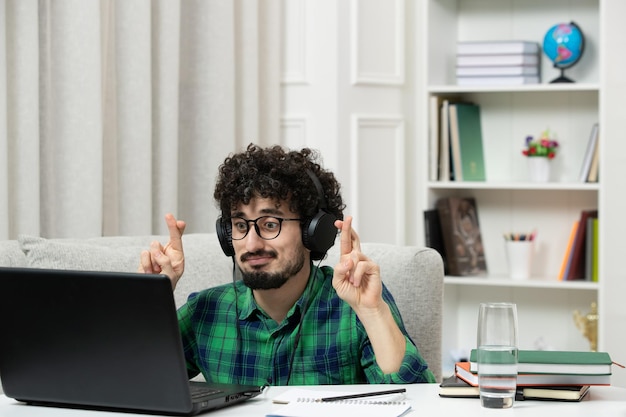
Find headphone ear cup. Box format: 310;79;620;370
216;217;235;257
302;210;338;256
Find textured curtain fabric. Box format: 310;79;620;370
0;0;281;239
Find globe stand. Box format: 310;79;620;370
549;67;575;83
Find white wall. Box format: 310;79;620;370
280;0;416;246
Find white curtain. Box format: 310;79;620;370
0;0;281;240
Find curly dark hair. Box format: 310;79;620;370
214;144;345;223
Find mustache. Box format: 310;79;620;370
240;250;277;262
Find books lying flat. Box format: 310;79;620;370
455;361;611;387
522;385;590;402
469;349;613;375
439;375;480;398
457;76;540;86
456;54;539;67
456;66;539;77
439;375;590;402
456;46;541;84
457;41;540;55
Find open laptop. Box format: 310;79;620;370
0;266;264;415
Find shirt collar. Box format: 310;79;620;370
235;262;327;321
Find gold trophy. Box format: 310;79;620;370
573;302;598;351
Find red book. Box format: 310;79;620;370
566;210;598;280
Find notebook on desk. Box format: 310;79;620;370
0;266;264;415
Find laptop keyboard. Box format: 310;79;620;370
189;384;222;400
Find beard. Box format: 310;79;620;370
239;248;306;290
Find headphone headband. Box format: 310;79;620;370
306;168;327;210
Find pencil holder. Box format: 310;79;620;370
505;240;534;280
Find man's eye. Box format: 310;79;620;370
262;219;280;230
233;222;248;232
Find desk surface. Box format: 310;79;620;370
1;384;625;417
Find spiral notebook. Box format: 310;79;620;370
267;388;411;417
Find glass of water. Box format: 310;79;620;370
477;302;518;409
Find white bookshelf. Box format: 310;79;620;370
416;0;605;376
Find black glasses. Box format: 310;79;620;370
229;216;302;240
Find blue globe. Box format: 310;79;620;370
543;22;584;69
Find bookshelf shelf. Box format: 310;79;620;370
429;83;600;95
427;182;599;191
444;276;599;291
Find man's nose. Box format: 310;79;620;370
244;225;265;251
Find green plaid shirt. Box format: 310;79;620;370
177;264;435;386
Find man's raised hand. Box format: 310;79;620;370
332;216;383;311
138;213;186;289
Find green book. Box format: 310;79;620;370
469;349;613;375
449;103;486;181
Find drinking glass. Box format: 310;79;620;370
477;302;518;409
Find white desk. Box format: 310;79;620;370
1;384;625;417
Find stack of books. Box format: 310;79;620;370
440;349;615;402
439;375;591;401
456;40;541;86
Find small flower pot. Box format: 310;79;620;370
527;157;551;182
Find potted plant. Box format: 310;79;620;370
522;130;559;181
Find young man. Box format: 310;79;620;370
139;144;435;385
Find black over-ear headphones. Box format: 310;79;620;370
215;168;337;259
302;169;338;260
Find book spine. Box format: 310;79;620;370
448;104;463;181
437;199;460;276
456;66;539;77
579;123;599;182
591;218;599;282
429;95;442;181
585;216;594;281
566;210;598;280
457;41;539;55
456;54;539;67
586;129;600;182
424;209;448;275
439;100;451;181
558;220;579;280
456;76;540;86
